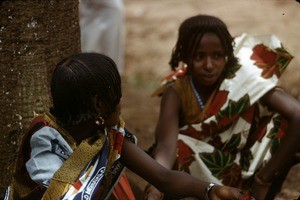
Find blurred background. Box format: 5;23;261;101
0;0;298;199
121;0;300;199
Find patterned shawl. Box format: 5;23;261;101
7;113;135;200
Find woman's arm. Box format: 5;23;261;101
258;87;300;181
154;86;181;169
121;138;243;199
142;86;182;199
253;87;300;199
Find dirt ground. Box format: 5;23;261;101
121;0;300;199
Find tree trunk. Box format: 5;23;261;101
0;0;81;195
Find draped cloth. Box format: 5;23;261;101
152;33;293;188
6;113;136;200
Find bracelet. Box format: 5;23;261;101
205;183;215;200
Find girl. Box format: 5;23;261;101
146;14;300;200
5;53;245;200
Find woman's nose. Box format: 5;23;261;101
204;57;214;70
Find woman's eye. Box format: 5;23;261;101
195;53;204;60
213;52;225;59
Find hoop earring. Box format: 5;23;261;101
95;116;105;126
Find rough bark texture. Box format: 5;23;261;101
0;0;81;195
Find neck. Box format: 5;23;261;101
65;119;102;144
191;78;219;101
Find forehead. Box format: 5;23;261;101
196;32;224;51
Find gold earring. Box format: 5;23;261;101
95;116;105;126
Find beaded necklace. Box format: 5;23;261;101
189;76;205;109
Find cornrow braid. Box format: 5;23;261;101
169;14;238;73
50;53;121;126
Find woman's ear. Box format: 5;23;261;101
186;60;192;74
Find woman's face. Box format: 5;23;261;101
189;32;227;86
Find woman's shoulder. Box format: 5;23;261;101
124;128;137;144
31;126;61;140
172;75;189;88
170;76;191;98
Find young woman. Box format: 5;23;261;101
5;53;246;200
145;14;300;200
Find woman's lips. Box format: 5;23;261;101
201;73;214;79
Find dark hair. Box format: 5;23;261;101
169;14;238;73
50;53;121;126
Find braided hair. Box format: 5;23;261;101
169;14;238;73
50;53;121;126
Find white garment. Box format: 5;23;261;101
79;0;125;74
25;126;73;187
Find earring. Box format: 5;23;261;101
95;116;105;126
225;56;228;62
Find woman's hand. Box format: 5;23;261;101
210;185;255;200
143;184;256;200
144;184;164;200
250;174;271;200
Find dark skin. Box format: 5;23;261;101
66;97;121;144
146;32;300;200
66;120;98;144
153;86;300;199
254;88;300;197
121;137;244;200
67;98;245;199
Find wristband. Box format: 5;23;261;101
205;183;215;200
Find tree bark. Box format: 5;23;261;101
0;0;81;195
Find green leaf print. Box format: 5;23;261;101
225;64;241;79
267;115;283;155
275;47;293;73
267;115;283;138
216;94;251;120
225;133;241;152
199;149;234;179
270;138;281;155
240;150;253;171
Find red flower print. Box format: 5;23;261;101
201;120;220;138
217;115;235;128
177;140;195;173
239;190;252;200
207;90;229;116
255;124;267;142
221;163;242;187
250;44;280;78
179;125;208;140
208;135;224;150
275;120;287;139
240;105;256;124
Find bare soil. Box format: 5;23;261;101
121;0;300;199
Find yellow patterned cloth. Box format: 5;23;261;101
6;113;136;200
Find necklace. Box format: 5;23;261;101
189;76;205;109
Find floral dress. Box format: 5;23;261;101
153;33;293;188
